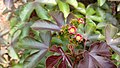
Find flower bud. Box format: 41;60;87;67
78;18;84;24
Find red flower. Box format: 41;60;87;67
68;26;77;34
78;18;84;24
75;33;83;42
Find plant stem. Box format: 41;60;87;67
84;39;87;51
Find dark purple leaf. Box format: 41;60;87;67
49;45;72;67
66;13;77;24
46;55;62;68
49;11;65;27
4;0;13;9
24;49;48;68
78;51;97;68
31;20;60;31
78;42;116;68
90;42;111;57
49;45;61;53
39;31;51;46
58;59;67;68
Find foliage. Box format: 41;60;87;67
1;0;120;68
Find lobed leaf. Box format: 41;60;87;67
49;11;65;27
39;31;51;46
20;2;34;21
24;49;48;68
78;42;116;68
97;0;106;6
35;2;49;20
31;20;60;31
66;0;78;8
105;24;120;55
18;37;48;50
46;55;62;68
66;13;77;24
35;0;57;5
58;0;70;18
48;45;72;67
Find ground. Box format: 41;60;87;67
0;0;9;31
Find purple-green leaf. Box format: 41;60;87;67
24;49;48;68
49;11;65;27
39;31;51;46
18;37;48;49
66;13;77;24
20;2;34;21
31;20;60;31
105;24;118;43
105;24;120;55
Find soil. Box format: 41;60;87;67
0;0;9;31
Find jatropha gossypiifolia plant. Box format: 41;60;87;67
31;11;117;68
2;0;120;68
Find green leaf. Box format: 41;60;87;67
88;34;105;41
8;46;19;60
96;7;105;19
10;17;18;28
20;2;34;21
76;2;86;14
11;30;21;45
117;3;120;11
85;23;96;37
24;49;47;68
18;37;48;49
97;22;107;29
35;0;57;5
20;26;30;39
66;0;78;8
12;64;23;68
106;13;118;25
86;6;96;15
31;20;60;31
58;0;70;18
97;0;106;6
35;3;49;20
10;22;26;36
89;15;104;22
51;37;63;44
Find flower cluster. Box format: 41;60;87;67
68;18;84;42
